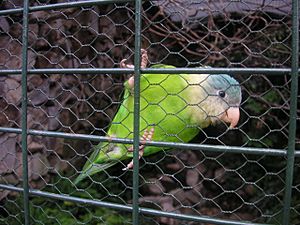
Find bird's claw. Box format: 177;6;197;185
120;59;134;69
140;49;148;69
120;49;148;69
122;127;154;171
120;49;149;89
120;49;152;171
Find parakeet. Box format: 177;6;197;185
75;50;242;184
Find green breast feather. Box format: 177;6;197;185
105;65;206;158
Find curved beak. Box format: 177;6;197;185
221;107;240;128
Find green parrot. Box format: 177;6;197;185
75;51;242;184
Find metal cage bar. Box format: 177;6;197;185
132;0;142;223
0;0;134;16
0;67;298;75
20;0;30;224
0;184;269;225
1;126;298;157
282;0;299;224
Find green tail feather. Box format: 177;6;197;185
74;160;119;184
74;142;126;184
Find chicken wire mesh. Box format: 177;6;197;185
0;0;299;225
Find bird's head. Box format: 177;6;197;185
200;74;242;128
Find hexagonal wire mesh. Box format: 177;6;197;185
0;0;299;225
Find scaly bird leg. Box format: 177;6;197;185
122;127;154;171
140;49;149;69
120;49;149;89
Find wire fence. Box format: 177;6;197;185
0;0;299;225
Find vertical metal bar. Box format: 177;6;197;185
132;0;142;224
282;0;299;224
21;0;30;224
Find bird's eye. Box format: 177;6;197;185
218;90;226;98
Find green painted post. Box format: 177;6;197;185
282;0;299;224
21;0;30;224
132;0;142;224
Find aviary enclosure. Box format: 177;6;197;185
0;0;299;224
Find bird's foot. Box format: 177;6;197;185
122;127;154;171
120;49;149;89
120;49;148;69
120;59;134;69
140;49;148;69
